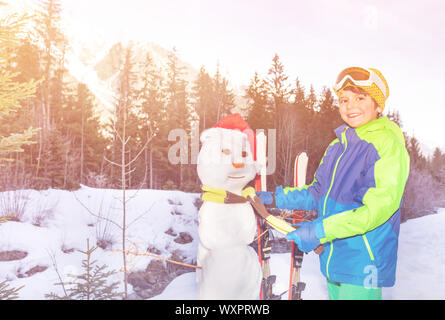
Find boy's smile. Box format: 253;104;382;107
338;89;382;128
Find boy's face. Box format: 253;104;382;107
338;89;382;128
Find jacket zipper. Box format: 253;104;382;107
362;234;375;261
324;128;348;279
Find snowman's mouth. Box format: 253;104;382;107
228;176;245;179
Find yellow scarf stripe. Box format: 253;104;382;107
201;186;227;203
201;186;257;203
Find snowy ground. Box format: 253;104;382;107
155;209;445;300
154;211;445;300
0;186;444;300
0;186;200;299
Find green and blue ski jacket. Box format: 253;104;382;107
275;116;410;287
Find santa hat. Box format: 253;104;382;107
212;113;256;161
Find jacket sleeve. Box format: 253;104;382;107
274;182;319;210
274;139;339;211
320;134;410;244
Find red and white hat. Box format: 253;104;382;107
212;113;256;160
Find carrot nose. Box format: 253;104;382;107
232;162;244;168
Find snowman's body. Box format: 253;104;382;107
196;124;262;300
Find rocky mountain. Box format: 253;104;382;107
65;39;249;122
94;41;199;86
64;40;203;121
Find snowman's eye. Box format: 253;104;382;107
221;148;231;155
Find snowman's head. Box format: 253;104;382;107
197;127;258;193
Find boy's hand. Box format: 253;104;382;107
255;191;274;206
286;218;326;253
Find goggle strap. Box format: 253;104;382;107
335;70;387;98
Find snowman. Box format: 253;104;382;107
196;113;262;300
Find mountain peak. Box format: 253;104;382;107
93;40;199;84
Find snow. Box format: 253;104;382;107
0;186;200;299
0;186;444;300
155;208;445;300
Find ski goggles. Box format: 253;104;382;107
333;67;388;98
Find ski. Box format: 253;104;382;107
255;131;279;300
288;152;308;300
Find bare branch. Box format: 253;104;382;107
103;155;123;168
123;180;147;204
111;194;124;205
71;191;122;230
126;201;156;228
46;249;68;298
125;137;153;167
104;139;152;171
114;130;123;144
124;167;137;176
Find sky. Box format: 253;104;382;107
3;0;445;152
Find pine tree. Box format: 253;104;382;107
11;38;41;84
3;37;42;181
300;84;317;178
34;0;65;131
430;147;445;186
213;64;235;121
164;48;192;189
46;239;123;300
193;64;235;131
0;280;24;300
386;108;403;128
137;52;166;189
407;135;425;168
166;48;191;132
306;85;317;112
75;83;98;185
0;9;39;164
59;83;106;186
192;65;216;133
266;54;291;124
303;86;340;180
291;78;311;150
274;103;301;186
37;127;74;189
245;72;273;131
292;78;306;109
317;87;342;137
32;0;70;187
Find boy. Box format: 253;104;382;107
257;67;410;300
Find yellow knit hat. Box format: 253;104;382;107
334;67;389;110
